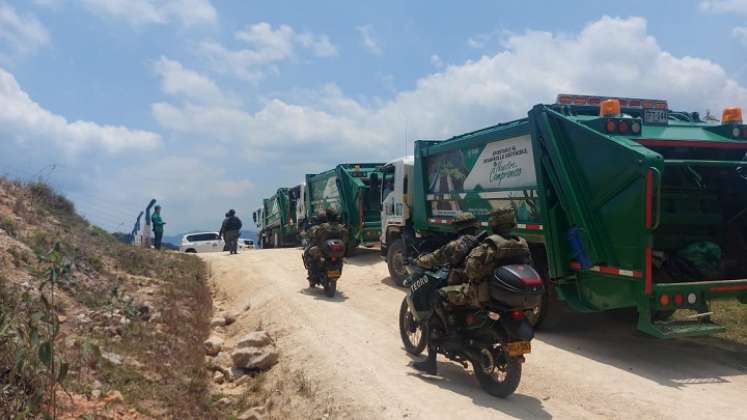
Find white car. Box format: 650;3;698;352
180;232;224;253
239;238;255;249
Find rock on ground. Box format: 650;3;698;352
237;406;266;420
210;316;225;328
203;335;224;357
231;347;278;371
237;331;272;348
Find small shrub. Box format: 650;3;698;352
28;182;75;217
7;247;31;268
0;244;72;418
0;216;17;237
26;230;51;255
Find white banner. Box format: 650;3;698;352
463;135;536;190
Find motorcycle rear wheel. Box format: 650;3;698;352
323;279;337;297
399;297;428;355
472;345;522;398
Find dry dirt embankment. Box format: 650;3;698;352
205;247;747;420
0;179;229;419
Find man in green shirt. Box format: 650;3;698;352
151;205;166;250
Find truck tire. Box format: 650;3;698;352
345;240;358;257
526;249;555;330
387;239;408;286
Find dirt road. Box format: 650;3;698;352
203;248;747;420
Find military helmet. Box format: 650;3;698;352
452;212;479;232
488;208;517;234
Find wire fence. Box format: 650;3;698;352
0;163;138;233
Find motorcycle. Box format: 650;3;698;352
399;262;544;398
305;238;346;297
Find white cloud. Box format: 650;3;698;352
0;2;49;57
430;54;444;69
82;156;256;233
152;56;234;105
733;26;747;46
357;24;382;55
0;66;160;156
466;29;508;50
296;33;338;57
235;22;296;59
199;22;337;82
700;0;747;14
81;0;217;26
158;16;747;168
33;0;64;9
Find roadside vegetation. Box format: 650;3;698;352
0;178;224;418
711;299;747;347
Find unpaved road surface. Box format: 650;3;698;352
203;248;747;420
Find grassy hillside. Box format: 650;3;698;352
0;179;224;418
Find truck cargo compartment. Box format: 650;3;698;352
651;157;747;283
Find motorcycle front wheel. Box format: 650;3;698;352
472;344;522;398
399;297;428;355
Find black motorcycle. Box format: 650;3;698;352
399;263;544;397
305;238;346;297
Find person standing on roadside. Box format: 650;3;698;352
219;209;243;254
151;205;166;250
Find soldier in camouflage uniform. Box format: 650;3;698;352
412;208;530;375
303;208;348;281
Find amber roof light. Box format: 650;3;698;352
722;107;743;124
600;99;621;117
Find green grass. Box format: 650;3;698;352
711;299;747;346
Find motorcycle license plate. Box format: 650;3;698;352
507;341;531;356
326;270;341;278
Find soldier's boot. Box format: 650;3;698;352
412;345;437;375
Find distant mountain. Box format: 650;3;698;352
162;230;257;246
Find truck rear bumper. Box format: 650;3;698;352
653;279;747;308
637;279;747;338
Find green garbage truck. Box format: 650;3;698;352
254;185;304;248
305;163;384;255
381;93;747;338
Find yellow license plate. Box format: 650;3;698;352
326;270;341;278
507;341;531;356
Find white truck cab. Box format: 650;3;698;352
380;156;414;283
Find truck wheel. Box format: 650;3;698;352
345;240;358;257
526;253;556;330
387;239;408;286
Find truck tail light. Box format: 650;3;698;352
632;121;641;134
659;293;670;306
618;120;629;134
674;293;684;306
606;119;617;133
687;293;697;305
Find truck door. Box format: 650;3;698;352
380;164;397;243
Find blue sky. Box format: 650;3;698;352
1;0;746;234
